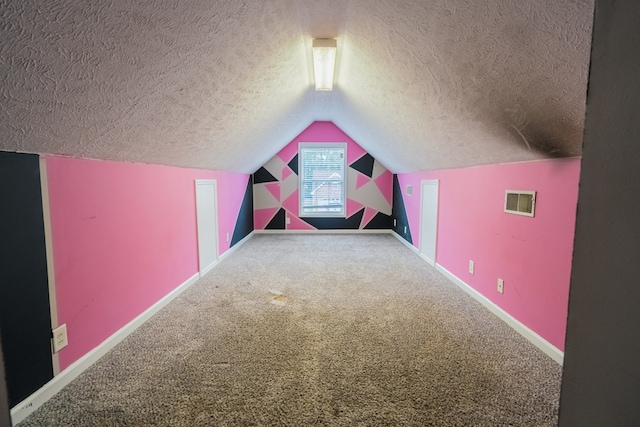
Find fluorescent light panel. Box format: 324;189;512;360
312;38;337;91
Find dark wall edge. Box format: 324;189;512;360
230;175;254;246
391;175;413;244
558;1;640;425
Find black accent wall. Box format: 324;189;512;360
0;152;53;407
391;175;413;244
302;209;364;230
230;175;254;246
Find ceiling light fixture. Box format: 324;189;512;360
312;38;337;91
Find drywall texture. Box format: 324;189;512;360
253;122;392;230
1;0;593;173
559;1;640;424
46;156;250;370
396;158;581;350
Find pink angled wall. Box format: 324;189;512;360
46;156;250;370
396;158;581;351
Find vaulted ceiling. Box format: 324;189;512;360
1;0;593;173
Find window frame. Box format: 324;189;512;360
298;142;347;218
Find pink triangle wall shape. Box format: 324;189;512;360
254;208;279;230
347;198;364;218
265;182;281;202
374;170;393;206
356;173;370;190
361;207;378;228
286;215;316;230
282;189;299;215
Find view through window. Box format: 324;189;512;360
299;143;346;217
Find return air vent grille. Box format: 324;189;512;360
504;190;536;217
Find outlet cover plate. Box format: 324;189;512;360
469;260;475;274
497;278;504;294
52;324;68;353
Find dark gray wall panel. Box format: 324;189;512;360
0;152;53;408
559;1;640;425
391;175;412;244
230;175;254;246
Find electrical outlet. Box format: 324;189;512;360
286;217;291;224
497;278;504;294
404;226;407;234
469;260;475;274
226;233;230;242
52;324;68;353
393;219;397;227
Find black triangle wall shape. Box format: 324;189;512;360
287;154;299;175
364;212;393;230
265;208;286;230
254;167;278;184
349;153;375;178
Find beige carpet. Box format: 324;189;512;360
19;234;562;426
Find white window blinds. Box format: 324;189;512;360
299;143;347;217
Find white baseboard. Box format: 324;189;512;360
390;231;564;365
198;231;254;278
219;231;254;262
199;262;217;278
391;230;420;253
10;272;200;426
10;230;257;426
254;229;394;235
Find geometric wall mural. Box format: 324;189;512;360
254;121;393;231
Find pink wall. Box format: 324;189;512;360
46;156;249;370
254;121;393;230
396;158;581;351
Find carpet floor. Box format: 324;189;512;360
19;234;562;426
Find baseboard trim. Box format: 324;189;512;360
220;231;254;262
254;229;394;235
9;231;258;426
391;230;420;253
390;231;564;365
198;231;254;278
199;262;216;278
10;272;200;425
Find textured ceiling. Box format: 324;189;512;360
0;0;594;173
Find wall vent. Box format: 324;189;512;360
406;185;413;196
504;190;536;217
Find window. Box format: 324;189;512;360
299;143;347;217
504;190;536;217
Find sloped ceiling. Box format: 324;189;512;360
0;0;593;173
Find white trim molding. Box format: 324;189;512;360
435;264;564;365
219;231;255;262
254;229;394;235
39;156;61;376
391;231;564;365
10;272;199;425
10;230;256;425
